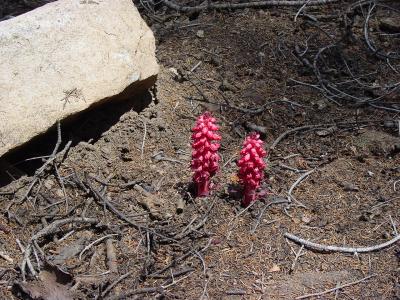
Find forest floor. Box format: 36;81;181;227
0;1;400;299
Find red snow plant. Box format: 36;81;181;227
191;112;221;197
237;132;267;206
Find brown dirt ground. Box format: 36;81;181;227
1;1;400;299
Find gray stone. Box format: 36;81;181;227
0;0;158;157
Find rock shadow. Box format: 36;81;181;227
0;83;154;187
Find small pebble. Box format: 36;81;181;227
196;30;205;38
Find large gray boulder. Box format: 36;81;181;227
0;0;158;157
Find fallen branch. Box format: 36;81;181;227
106;238;118;273
269;124;322;152
174;198;216;240
287;169;315;207
163;0;339;12
284;232;400;253
97;271;133;299
268;120;381;153
151;239;212;276
296;274;376;299
107;286;164;300
17;122;71;204
0;251;13;263
21;217;99;281
251;196;289;233
85;176;177;242
79;234;119;260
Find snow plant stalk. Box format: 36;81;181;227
191;112;221;197
237;132;267;206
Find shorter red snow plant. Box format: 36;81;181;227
191;112;221;197
237;132;267;206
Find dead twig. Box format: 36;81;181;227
160;268;196;288
230;99;304;115
284;232;400;254
97;271;133;299
85;176;177;242
296;274;376;299
107;286;164;300
106;238;118;273
17;122;71;205
174;198;216;239
290;245;304;272
269;124;322;152
163;0;339;12
149;267;195;279
151;239;212;276
294;0;312;22
0;251;13;263
251;197;289;233
79;234;119;260
21;217;99;281
287;169;315;207
141;119;147;158
268;120;380;154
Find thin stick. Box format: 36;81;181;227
107;287;163;300
189;61;202;74
389;215;398;235
141;120;147;158
222;153;237;168
57;230;75;243
98;271;133;299
19;123;68;203
163;0;339;12
0;251;13;263
106;238;118;273
296;274;376;299
290;245;304;272
21;217;99;281
162;273;193;289
294;0;312;22
269;124;322;152
287;169;315;207
268;120;380;155
251;197;289;233
232;200;257;221
16;239;25;253
174;198;216;239
79;234;119;260
285;232;400;253
151;239;212;276
85;177;177;242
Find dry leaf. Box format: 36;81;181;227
269;264;281;273
14;263;74;300
230;174;240;184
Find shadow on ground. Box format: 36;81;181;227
0;91;153;187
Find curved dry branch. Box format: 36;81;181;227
285;232;400;253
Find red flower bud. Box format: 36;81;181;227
191;112;221;197
237;132;267;206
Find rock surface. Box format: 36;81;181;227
0;0;158;157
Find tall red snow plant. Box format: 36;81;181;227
191;112;221;197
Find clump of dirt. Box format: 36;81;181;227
0;1;400;299
353;130;400;157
